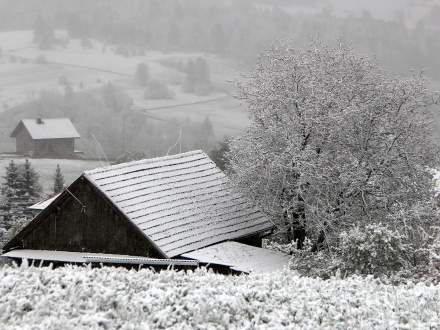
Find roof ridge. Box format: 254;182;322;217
21;117;73;120
85;150;207;175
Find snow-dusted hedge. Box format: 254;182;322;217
0;265;439;329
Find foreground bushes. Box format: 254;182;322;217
279;223;440;282
0;265;439;329
339;224;409;276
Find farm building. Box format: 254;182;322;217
2;150;286;273
10;118;81;158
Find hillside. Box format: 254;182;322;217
0;30;249;158
0;30;247;130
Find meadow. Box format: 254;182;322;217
0;30;248;140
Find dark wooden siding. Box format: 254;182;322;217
15;128;34;155
235;234;264;248
8;177;163;258
34;138;75;158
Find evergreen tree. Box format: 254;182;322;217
103;83;122;113
17;159;42;202
135;63;149;87
211;24;227;54
167;22;181;48
0;160;30;230
183;59;196;93
1;161;19;196
33;15;55;49
183;58;212;95
201;116;214;139
195;57;211;86
209;137;230;171
53;164;65;194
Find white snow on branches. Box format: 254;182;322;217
0;265;439;329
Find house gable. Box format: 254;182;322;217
84;150;273;258
4;176;165;258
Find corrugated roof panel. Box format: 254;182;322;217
84;150;273;258
2;249;199;267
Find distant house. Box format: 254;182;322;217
2;151;284;273
10;118;80;158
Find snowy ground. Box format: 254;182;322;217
0;265;438;329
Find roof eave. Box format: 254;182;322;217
30;135;81;140
9;120;24;138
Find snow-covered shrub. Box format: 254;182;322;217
6;217;31;239
144;80;174;100
263;238;297;255
264;239;342;278
0;217;31;250
0;227;7;249
289;249;342;279
400;229;440;284
1;265;439;329
339;224;408;276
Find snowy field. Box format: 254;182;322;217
0;158;106;194
0;265;438;330
0;31;248;136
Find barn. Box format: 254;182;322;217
10;118;81;158
2;150;288;273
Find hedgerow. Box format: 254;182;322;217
0;265;439;329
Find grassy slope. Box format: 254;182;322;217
0;265;438;329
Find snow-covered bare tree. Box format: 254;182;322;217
227;42;439;249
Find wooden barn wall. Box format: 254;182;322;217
15;177;162;258
34;138;75;157
235;233;264;248
15;128;34;155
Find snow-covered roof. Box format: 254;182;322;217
2;249;199;266
181;241;290;273
84;150;273;258
28;193;61;210
11;118;80;140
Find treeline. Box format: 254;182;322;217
0;159;65;247
1;0;440;79
0;84;216;160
